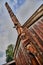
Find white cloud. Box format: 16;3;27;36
0;51;6;65
15;0;43;25
14;0;17;3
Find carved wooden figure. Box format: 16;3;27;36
5;2;43;65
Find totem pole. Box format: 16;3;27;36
5;2;43;65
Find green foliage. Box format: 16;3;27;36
6;44;14;62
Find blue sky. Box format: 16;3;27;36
0;0;43;65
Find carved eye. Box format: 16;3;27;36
20;33;26;40
21;35;25;40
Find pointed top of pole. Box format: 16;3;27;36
5;2;23;35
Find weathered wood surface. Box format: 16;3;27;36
15;18;43;65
